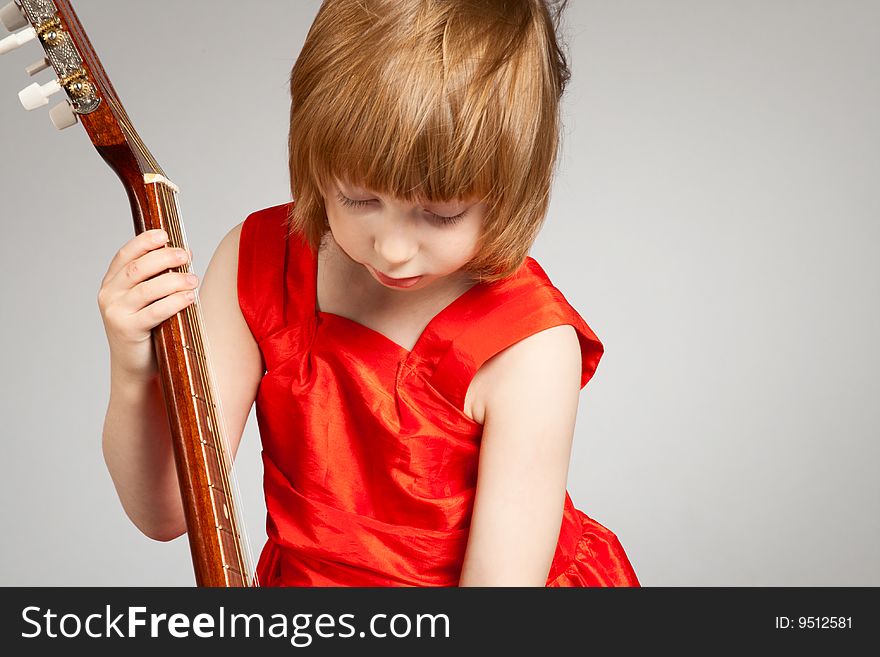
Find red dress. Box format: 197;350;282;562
237;202;640;587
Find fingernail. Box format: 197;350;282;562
154;230;168;244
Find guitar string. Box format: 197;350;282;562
106;96;162;175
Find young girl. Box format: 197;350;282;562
98;0;639;587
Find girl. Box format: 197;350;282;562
98;0;639;587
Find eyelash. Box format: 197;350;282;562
335;192;467;226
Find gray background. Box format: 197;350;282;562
1;0;877;586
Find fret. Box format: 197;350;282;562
203;458;225;490
191;393;215;407
216;503;249;583
221;561;246;587
208;486;235;535
191;399;213;439
184;364;207;404
183;343;206;364
191;394;218;440
180;315;203;352
220;537;247;573
199;437;217;450
203;450;225;488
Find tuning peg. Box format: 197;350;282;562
49;100;77;130
0;24;34;54
19;78;61;110
26;56;49;76
0;2;27;32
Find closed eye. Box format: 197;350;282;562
335;192;468;226
336;192;374;209
426;210;467;226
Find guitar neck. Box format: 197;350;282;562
5;0;254;586
147;180;252;587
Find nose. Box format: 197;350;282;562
373;218;418;270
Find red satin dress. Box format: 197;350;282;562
237;202;640;587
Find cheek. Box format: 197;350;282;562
452;220;483;257
433;226;482;267
326;209;362;248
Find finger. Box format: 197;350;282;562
108;244;191;296
103;229;170;283
117;271;199;315
129;289;197;334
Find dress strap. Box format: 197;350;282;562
237;201;308;344
425;259;605;414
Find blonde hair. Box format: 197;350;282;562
287;0;570;282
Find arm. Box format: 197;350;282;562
101;222;262;541
458;324;583;586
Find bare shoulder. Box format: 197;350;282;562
199;219;254;358
211;220;245;268
197;221;262;459
199;221;245;311
463;324;581;425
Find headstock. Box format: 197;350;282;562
1;0;163;177
1;0;99;129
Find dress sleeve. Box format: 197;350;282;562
426;272;604;414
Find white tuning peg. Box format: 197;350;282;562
49;100;77;130
0;2;27;32
26;56;49;76
0;24;34;54
19;78;61;110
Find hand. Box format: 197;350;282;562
97;229;199;381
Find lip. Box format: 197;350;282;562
370;267;423;288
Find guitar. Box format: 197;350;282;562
0;0;256;586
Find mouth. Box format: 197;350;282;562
368;266;423;288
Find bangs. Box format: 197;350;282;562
308;45;495;205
